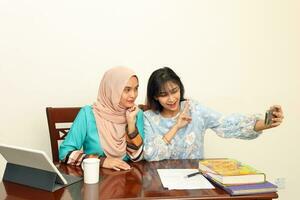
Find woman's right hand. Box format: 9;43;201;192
102;157;131;171
175;101;192;129
162;101;192;144
126;105;139;124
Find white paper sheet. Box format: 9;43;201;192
157;169;215;190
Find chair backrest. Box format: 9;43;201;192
46;107;81;162
138;104;150;111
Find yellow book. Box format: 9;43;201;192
199;158;266;185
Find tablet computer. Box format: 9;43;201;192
0;144;67;184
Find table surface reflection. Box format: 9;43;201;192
0;159;278;200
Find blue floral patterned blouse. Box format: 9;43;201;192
143;100;262;161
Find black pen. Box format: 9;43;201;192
185;171;201;178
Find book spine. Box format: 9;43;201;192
203;174;233;194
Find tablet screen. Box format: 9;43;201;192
0;144;67;184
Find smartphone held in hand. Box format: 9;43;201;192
264;109;273;126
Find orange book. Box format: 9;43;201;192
199;158;266;185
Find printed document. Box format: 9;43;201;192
157;169;215;190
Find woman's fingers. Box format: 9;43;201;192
112;166;121;171
269;105;283;127
103;157;131;171
266;105;284;127
117;165;131;170
272;117;282;123
273;111;283;118
182;116;192;122
183;101;190;114
129;105;137;112
126;105;139;123
176;102;192;128
271;118;282;127
272;105;282;112
111;162;130;171
115;163;131;170
271;105;284;124
271;122;281;127
114;159;131;170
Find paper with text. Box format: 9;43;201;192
157;169;215;190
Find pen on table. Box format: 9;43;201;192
185;171;201;178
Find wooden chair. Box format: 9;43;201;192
46;107;81;162
138;104;149;111
46;105;148;162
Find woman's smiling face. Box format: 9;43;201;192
156;81;181;116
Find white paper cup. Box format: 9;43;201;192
82;158;100;184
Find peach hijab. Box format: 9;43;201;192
93;67;136;159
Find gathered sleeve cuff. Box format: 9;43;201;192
62;150;86;166
126;125;144;162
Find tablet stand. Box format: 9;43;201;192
3;163;82;192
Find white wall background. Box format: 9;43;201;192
0;0;299;199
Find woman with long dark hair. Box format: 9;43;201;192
144;67;283;161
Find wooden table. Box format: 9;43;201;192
0;159;278;200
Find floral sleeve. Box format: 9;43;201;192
143;113;171;161
193;102;262;139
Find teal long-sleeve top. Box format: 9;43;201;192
59;105;144;161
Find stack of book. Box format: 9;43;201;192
198;158;278;196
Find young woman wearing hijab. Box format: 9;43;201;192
59;67;144;171
143;67;284;161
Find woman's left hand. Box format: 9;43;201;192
269;105;284;128
126;105;139;123
254;105;284;132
